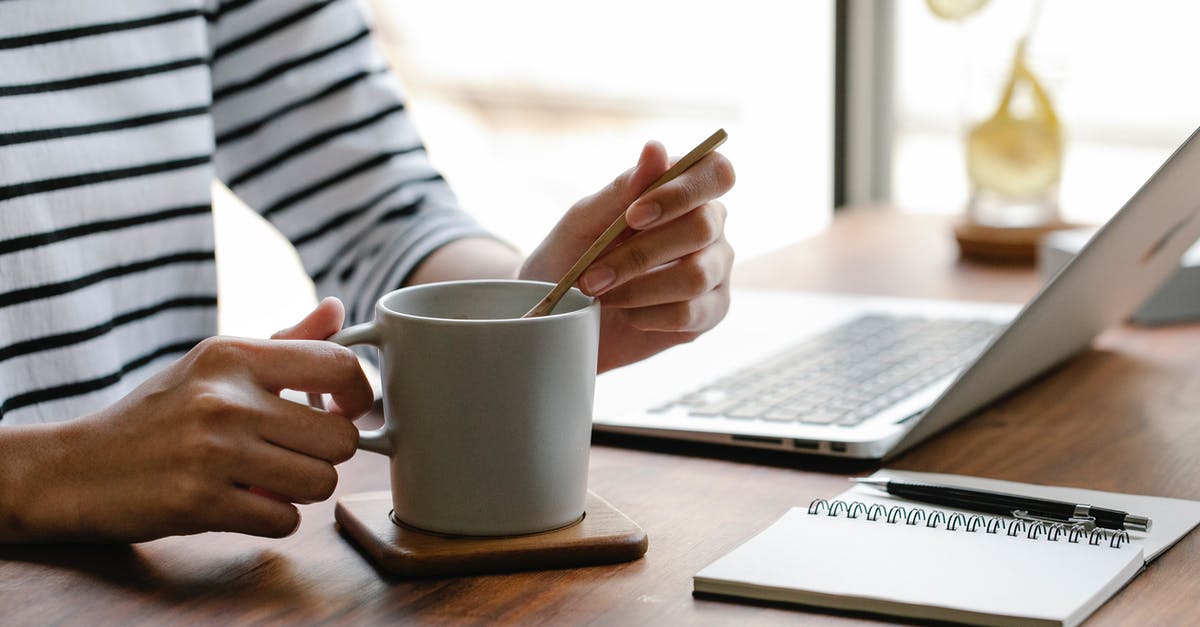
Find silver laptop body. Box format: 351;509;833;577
593;126;1200;460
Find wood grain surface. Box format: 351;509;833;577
3;207;1198;625
335;490;647;577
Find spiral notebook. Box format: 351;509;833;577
694;470;1200;626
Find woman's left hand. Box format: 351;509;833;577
521;139;735;372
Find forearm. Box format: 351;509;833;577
0;423;77;542
406;237;524;286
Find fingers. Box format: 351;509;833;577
521;140;731;285
616;283;731;333
173;387;352;521
526;138;735;373
251;391;360;463
581;201;729;297
206;488;302;538
269;297;368;418
272;297;346;341
599;239;734;309
625;151;735;230
188;337;374;419
251;341;374;417
230;438;342;504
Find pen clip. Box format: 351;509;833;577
1011;509;1096;532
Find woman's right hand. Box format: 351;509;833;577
0;298;373;543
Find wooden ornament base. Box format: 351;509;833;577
953;220;1081;265
335;491;648;577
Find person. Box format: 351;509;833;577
0;1;734;542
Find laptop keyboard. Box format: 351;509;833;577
650;314;1005;427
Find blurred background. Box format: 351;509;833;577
215;0;1200;336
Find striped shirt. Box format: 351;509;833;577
0;0;489;424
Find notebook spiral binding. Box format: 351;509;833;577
807;499;1132;549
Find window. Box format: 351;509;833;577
890;0;1200;224
364;0;834;254
217;1;836;334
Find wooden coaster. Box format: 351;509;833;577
335;491;648;577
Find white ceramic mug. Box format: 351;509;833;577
323;280;600;536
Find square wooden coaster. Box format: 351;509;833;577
334;491;648;577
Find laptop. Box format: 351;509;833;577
593;126;1200;460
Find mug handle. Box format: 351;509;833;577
307;321;393;456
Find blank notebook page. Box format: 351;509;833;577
695;508;1144;626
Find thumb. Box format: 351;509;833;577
521;141;669;282
272;297;345;341
568;140;670;237
615;140;671;214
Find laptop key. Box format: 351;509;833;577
837;411;876;426
798;410;841;425
728;403;771;419
690;399;744;417
763;408;802;421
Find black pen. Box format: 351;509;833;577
854;478;1153;532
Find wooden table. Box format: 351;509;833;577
5;207;1200;624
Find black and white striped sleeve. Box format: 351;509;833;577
206;0;491;324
